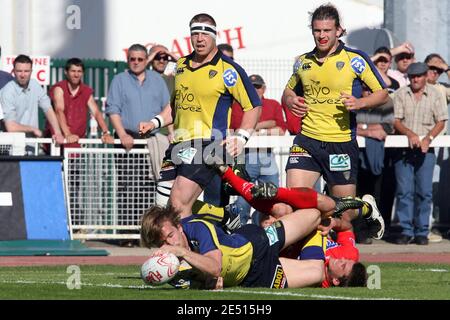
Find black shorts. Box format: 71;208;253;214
235;223;288;288
159;139;233;188
285;134;359;186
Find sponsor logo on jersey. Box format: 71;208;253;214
271;265;287;289
326;239;339;250
223;68;238;87
176;67;185;75
175;104;202;112
264;225;279;246
302;62;312;71
351;56;366;75
209;70;218;79
336;61;345;70
175;84;200;111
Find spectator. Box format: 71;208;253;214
147;44;176;145
425;53;450;104
106;44;170;246
282;4;388;228
217;43;234;60
371;46;400;94
139;13;261;219
148;44;178;96
388;42;415;88
0;46;14;89
393;62;448;245
424;53;450;243
0;54;64;154
44;57;114;149
230;74;287;225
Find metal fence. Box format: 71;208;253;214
64;145;154;239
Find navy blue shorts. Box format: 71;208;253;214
159;139;232;188
235;222;288;288
285;134;359;186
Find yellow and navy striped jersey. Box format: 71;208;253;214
182;216;253;287
172;51;260;143
286;41;386;142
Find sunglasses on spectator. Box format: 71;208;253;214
129;57;145;62
154;54;169;61
253;84;263;89
409;73;427;79
396;53;413;60
428;66;444;75
375;56;390;64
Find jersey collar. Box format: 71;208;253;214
306;40;346;60
185;49;221;72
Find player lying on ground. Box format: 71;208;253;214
141;204;331;289
204;158;384;287
260;207;372;287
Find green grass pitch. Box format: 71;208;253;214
0;263;449;300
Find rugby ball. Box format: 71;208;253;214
141;252;180;286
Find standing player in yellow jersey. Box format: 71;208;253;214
140;13;261;218
282;4;388;231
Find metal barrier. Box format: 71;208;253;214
1;134;450;239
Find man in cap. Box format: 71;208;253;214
230;74;286;225
393;62;448;245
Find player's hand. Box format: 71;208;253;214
101;133;114;144
287;96;308;117
340;92;365;110
214;277;224;290
159;244;187;258
139;121;156;138
222;136;245;158
119;133;134;151
65;133;80;144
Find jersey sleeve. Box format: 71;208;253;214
183;220;219;255
352;51;386;92
223;62;261;111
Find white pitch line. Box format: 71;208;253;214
0;279;396;300
218;288;395;300
409;268;448;273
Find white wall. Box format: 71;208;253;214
0;0;383;61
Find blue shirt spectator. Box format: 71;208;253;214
106;69;169;134
0;78;52;128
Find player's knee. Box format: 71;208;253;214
156;180;173;207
